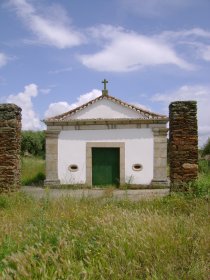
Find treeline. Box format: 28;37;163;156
21;131;45;158
201;138;210;157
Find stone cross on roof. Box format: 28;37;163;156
102;79;108;90
102;79;108;96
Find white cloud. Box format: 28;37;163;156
8;0;84;48
152;85;210;146
44;89;101;118
120;0;201;18
39;88;51;95
49;67;72;74
78;25;193;72
157;29;210;63
44;102;73;119
6;83;42;130
157;28;210;42
200;45;210;62
131;102;151;112
0;53;9;68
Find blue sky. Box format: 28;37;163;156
0;0;210;146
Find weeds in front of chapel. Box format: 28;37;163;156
0;193;209;279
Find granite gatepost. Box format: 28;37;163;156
0;104;22;193
169;101;198;191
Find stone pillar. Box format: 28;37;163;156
169;101;198;190
0;104;22;193
44;130;60;186
152;128;168;187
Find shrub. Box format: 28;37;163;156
186;173;210;198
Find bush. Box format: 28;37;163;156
187;173;210;198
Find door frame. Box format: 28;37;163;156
86;142;125;186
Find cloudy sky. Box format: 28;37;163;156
0;0;210;146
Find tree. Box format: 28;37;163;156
202;138;210;157
21;131;45;158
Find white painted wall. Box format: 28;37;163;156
58;128;154;185
66;99;143;120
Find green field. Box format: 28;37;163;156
21;157;45;186
0;193;209;279
5;157;209;278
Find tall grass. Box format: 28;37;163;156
21;156;45;186
189;173;210;197
0;193;209;279
198;159;210;174
188;160;210;197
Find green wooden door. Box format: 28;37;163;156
92;148;120;186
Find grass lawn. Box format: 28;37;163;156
0;193;209;279
15;157;209;278
21;157;45;186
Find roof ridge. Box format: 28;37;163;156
45;94;167;122
106;95;166;118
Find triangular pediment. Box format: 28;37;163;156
45;95;167;122
65;99;142;120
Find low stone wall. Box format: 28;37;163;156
169;101;198;190
0;104;22;193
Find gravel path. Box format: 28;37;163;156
21;186;170;201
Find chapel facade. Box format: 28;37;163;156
44;81;168;187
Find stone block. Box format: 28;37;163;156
182;163;198;171
153;167;167;180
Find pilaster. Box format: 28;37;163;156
44;130;60;186
152;128;169;187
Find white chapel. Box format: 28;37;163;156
44;80;168;187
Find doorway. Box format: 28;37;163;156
92;147;120;186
